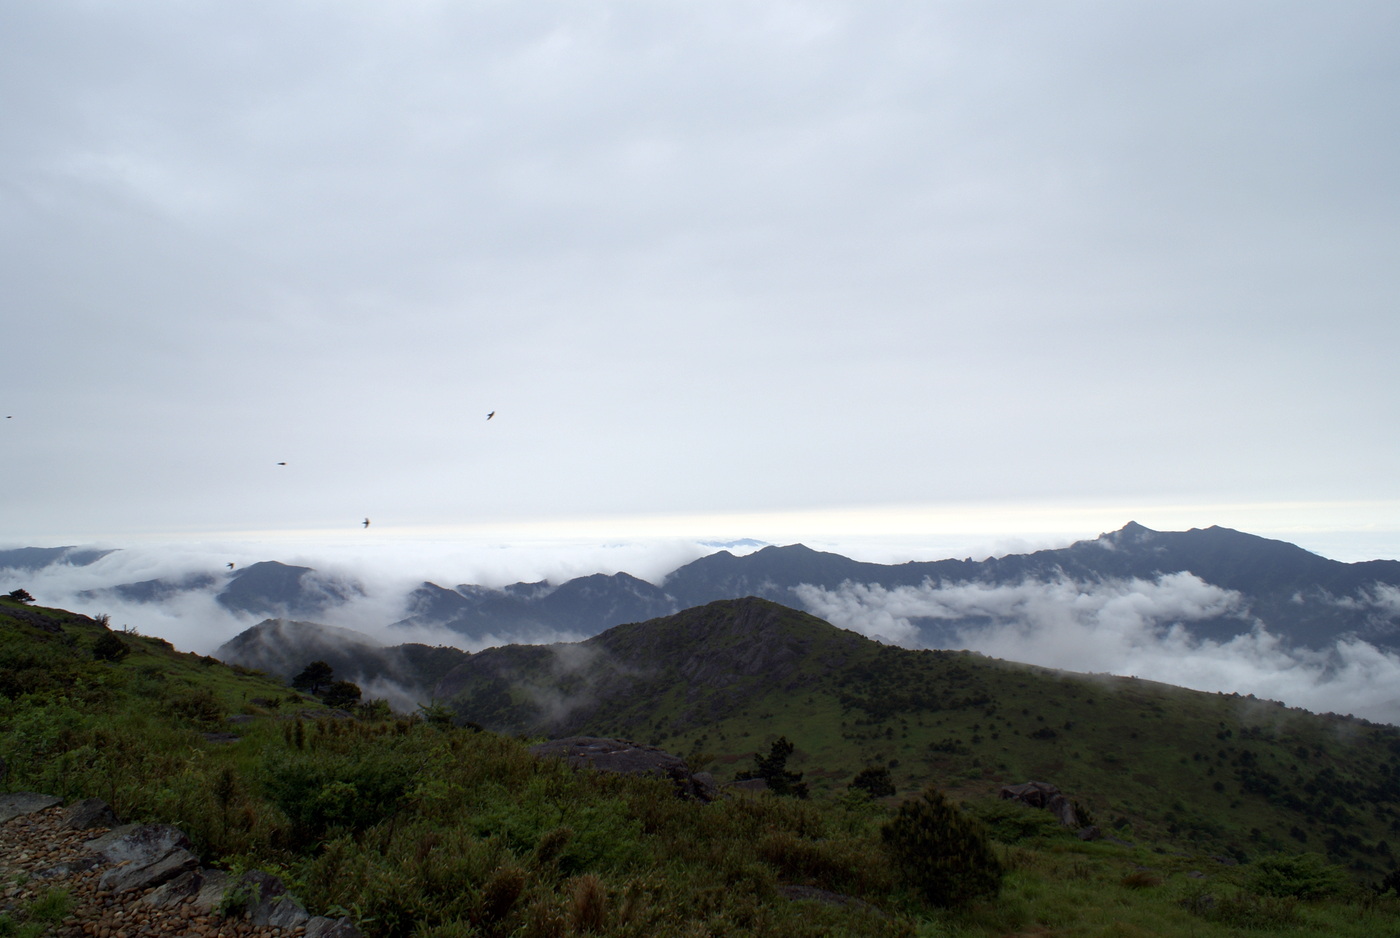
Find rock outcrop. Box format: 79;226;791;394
0;792;361;937
999;781;1081;828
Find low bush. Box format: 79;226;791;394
880;786;1003;907
262;749;415;842
1250;851;1353;900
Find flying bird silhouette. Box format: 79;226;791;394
227;562;235;570
276;461;287;466
363;518;371;528
486;411;495;420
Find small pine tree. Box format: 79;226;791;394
292;660;334;695
5;588;35;604
736;736;808;798
881;785;1003;907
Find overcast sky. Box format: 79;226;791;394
4;1;1399;560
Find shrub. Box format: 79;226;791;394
880;786;1003;907
358;699;393;720
5;589;35;605
476;865;527;928
568;874;608;933
1249;851;1351;900
849;765;895;798
92;632;129;662
322;680;363;710
966;797;1067;845
168;687;225;729
417;701;456;728
263;749;414;842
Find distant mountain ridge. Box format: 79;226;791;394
394;523;1400;650
11;522;1400;654
0;546;116;571
76;560;363;620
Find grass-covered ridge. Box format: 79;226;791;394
5;594;1400;937
438;598;1400;876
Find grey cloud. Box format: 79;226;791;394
2;2;1399;547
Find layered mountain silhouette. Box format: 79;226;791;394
390;523;1400;650
17;522;1400;654
77;560;364;620
0;546;115;571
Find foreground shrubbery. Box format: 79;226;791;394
881;787;1003;907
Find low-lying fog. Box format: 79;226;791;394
7;533;1400;726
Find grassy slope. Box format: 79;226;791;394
7;596;1400;938
442;599;1400;875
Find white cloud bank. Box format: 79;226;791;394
795;574;1400;725
9;537;1400;725
0;536;732;655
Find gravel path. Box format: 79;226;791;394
1;803;310;938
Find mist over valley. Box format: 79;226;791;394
6;522;1400;723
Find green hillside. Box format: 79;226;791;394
6;594;1400;937
440;598;1400;875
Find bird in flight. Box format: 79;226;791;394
227;562;235;570
363;518;371;528
486;411;495;420
276;461;287;466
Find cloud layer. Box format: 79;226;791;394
3;4;1398;539
796;575;1400;724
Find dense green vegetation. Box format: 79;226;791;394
441;599;1400;879
6;596;1400;936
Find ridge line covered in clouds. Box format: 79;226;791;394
795;573;1400;725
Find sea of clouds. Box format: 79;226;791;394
6;535;1400;725
795;573;1400;725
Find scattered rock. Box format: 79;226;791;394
86;823;191;865
101;843;200;893
63;798;119;831
3;794;363;938
999;781;1080;827
236;869;312;929
86;823;200;894
529;736;719;801
140;868;221;910
0;792;63;824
